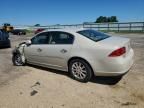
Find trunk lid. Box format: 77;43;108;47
98;36;131;55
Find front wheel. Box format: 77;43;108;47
69;59;93;82
12;54;25;66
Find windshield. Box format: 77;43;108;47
77;30;110;42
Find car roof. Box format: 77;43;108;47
41;28;88;34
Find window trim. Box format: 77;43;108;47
31;31;75;45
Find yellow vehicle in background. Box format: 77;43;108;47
2;23;14;32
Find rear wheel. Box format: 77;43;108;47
12;54;25;66
69;59;93;82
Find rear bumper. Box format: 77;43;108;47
94;63;133;76
0;40;10;47
93;49;134;76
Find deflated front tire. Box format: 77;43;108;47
12;53;25;66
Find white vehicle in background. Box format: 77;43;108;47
12;29;134;82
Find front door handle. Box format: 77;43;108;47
37;48;42;52
60;49;67;53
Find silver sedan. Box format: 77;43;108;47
12;29;134;82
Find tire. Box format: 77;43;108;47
12;54;25;66
69;59;93;82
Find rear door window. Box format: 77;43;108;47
50;31;74;44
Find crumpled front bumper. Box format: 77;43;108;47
12;42;27;63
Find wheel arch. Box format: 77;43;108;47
67;56;94;75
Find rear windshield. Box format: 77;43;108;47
77;30;110;42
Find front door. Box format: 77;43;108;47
24;32;50;64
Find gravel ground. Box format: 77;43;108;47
0;33;144;108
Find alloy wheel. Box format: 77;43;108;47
71;62;87;80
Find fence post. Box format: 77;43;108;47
83;23;84;28
129;23;132;32
118;23;120;32
108;23;109;31
143;22;144;32
90;24;92;29
98;24;100;31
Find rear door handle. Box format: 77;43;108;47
37;48;42;52
60;49;67;53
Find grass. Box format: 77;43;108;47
25;29;34;33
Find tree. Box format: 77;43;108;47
103;16;108;22
95;16;104;23
110;16;118;22
95;16;118;23
107;17;111;22
34;24;40;26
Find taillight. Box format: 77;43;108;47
109;47;126;57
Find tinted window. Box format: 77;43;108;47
31;32;50;44
77;30;110;42
50;32;74;44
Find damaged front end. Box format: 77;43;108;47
12;42;27;66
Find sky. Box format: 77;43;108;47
0;0;144;25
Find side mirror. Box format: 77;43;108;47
26;40;32;46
